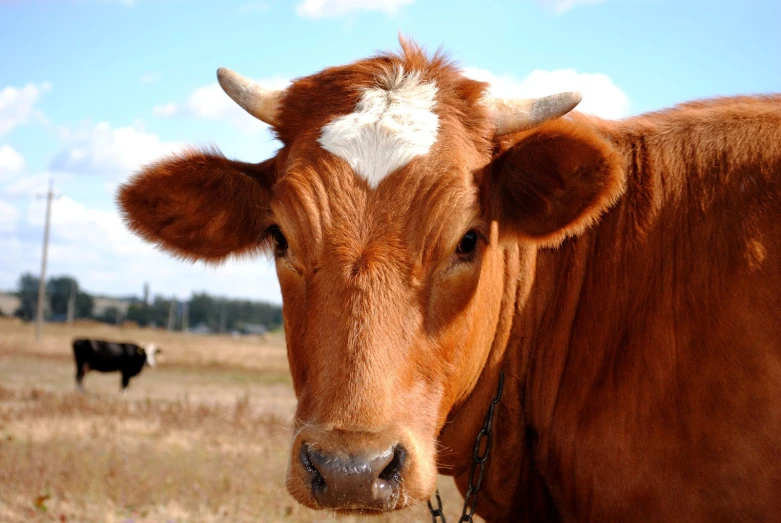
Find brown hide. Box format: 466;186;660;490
117;41;781;521
453;97;781;522
117;150;277;262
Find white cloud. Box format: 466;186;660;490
0;145;25;182
1;172;71;198
0;82;51;137
153;77;289;133
296;0;414;18
26;195;123;244
138;72;161;84
0;193;281;303
152;102;178;117
0;199;19;234
49;121;185;177
463;67;630;120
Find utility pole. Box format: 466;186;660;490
35;179;57;341
66;280;76;325
167;298;176;331
142;282;150;326
142;282;150;307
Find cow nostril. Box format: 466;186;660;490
378;445;406;485
300;443;405;509
299;445;326;494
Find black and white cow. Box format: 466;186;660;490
72;338;161;392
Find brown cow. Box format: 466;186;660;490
118;40;781;521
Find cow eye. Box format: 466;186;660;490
456;229;479;257
268;225;288;254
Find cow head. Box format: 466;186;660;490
118;40;624;513
143;343;160;367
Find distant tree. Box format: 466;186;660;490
219;297;282;331
188;292;216;329
76;291;94;319
126;295;171;327
175;292;284;333
47;276;79;316
149;295;174;327
98;306;121;325
10;272;282;329
15;273;39;321
126;303;149;326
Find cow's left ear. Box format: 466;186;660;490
486;118;625;247
118;148;277;262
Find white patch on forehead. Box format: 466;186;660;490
318;67;439;188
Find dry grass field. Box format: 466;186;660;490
0;318;471;522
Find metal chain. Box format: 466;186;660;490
427;489;447;522
428;370;505;523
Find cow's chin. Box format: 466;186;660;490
285;425;438;513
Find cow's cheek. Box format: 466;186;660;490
397;383;443;498
433;244;505;412
276;264;309;397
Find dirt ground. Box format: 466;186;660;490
0;318;471;522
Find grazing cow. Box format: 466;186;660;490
73;338;160;392
117;40;781;521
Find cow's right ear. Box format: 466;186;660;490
117;148;277;262
486;118;625;247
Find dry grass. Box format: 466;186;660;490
0;318;470;522
0;317;290;375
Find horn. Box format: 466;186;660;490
216;67;282;127
487;92;583;135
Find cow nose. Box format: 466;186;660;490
300;444;405;510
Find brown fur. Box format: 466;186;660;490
118;40;781;522
117;150;277;262
489;118;626;246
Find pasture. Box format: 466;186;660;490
0;318;468;522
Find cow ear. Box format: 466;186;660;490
117;148;277;262
486;119;625;247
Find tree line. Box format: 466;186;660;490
9;272;283;332
124;292;283;332
14;274;94;321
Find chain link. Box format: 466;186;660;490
428;370;505;523
427;489;447;523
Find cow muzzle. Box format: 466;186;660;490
288;426;429;512
300;444;404;511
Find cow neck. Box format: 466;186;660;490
520;231;597;435
435;242;527;514
437;232;600;521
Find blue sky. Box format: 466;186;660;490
1;0;779;304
